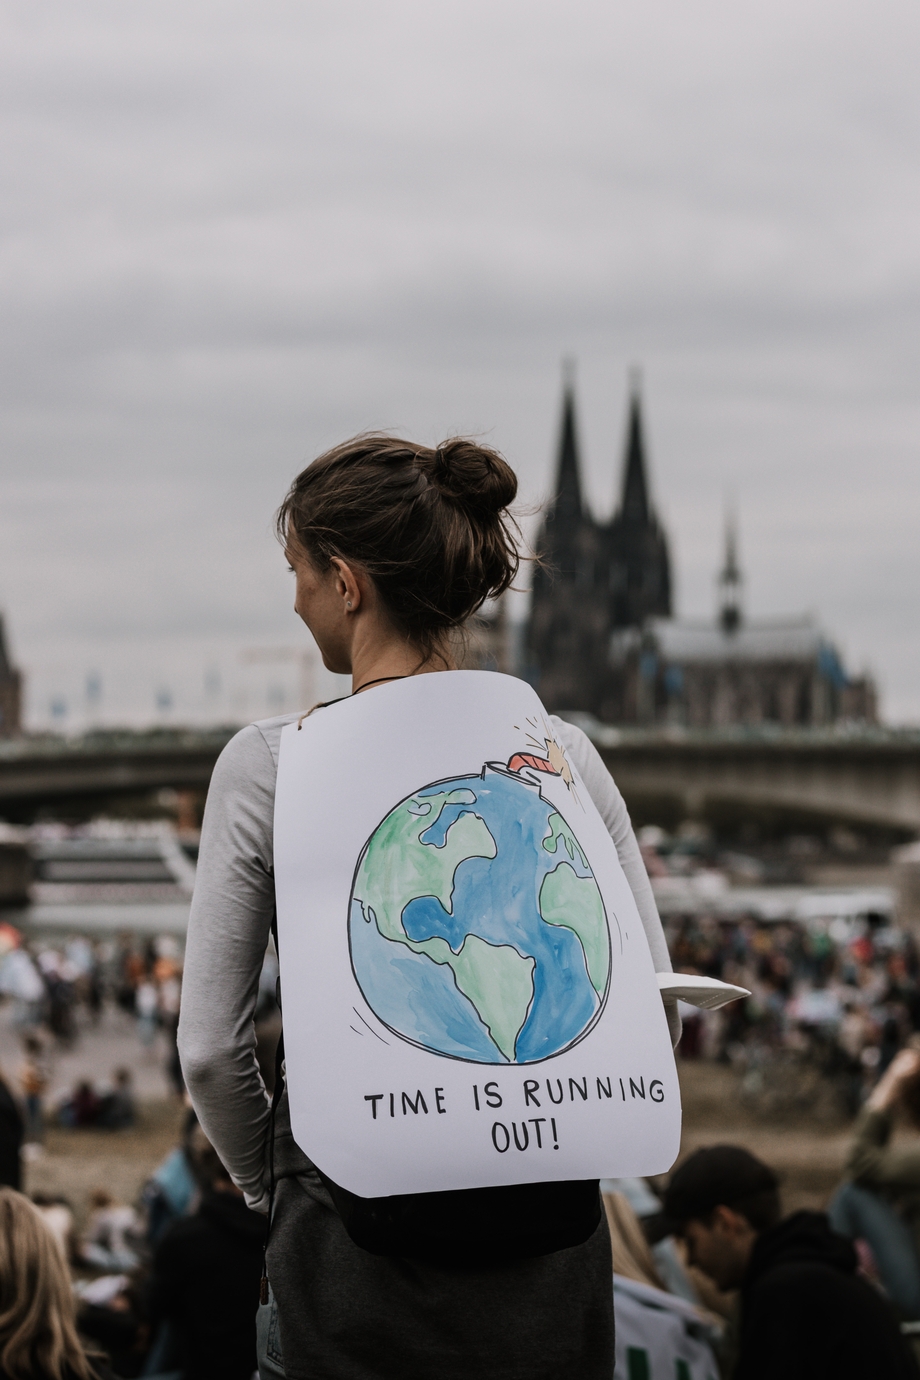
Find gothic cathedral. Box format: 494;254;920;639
527;377;671;720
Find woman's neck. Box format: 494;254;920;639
349;635;456;695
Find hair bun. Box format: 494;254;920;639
427;439;517;518
280;431;521;657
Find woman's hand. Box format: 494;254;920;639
866;1048;920;1113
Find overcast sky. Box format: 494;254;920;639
1;0;919;727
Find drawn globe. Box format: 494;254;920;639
348;764;611;1064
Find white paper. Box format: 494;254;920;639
273;670;681;1197
656;972;750;1011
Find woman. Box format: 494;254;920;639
0;1189;114;1380
831;1045;920;1318
178;435;680;1379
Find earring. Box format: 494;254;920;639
346;601;352;608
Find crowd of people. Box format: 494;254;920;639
0;932;183;1049
0;1109;265;1380
2;1093;920;1377
661;907;920;1116
0;922;919;1379
0;932;186;1149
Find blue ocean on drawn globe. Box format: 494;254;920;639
349;764;611;1063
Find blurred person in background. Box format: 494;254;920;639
84;946;104;1026
38;952;76;1047
78;1191;141;1273
0;1188;116;1380
135;980;159;1049
75;1276;145;1380
603;1190;721;1379
116;946;145;1014
0;1065;23;1189
831;1046;920;1319
603;1175;733;1314
145;1132;264;1380
663;1145;918;1379
98;1070;136;1131
141;1107;200;1245
29;1196;76;1264
156;967;182;1099
59;1081;101;1130
19;1037;47;1147
0;946;46;1032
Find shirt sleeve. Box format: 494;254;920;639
846;1107;920;1190
177;724;278;1211
552;718;681;1048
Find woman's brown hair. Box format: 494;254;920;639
0;1189;95;1380
277;434;520;659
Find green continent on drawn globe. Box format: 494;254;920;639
348;742;611;1064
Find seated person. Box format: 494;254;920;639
830;1047;920;1319
147;1131;265;1380
141;1105;200;1244
79;1189;141;1271
604;1189;721;1380
97;1068;136;1130
663;1144;918;1380
0;1188;116;1379
59;1080;101;1128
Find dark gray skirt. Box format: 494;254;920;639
266;1093;614;1380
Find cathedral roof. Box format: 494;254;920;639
649;616;825;664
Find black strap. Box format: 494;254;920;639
260;919;285;1304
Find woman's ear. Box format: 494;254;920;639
331;558;363;613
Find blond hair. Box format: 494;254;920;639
603;1191;666;1291
0;1189;95;1380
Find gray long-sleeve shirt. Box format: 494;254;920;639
178;710;678;1210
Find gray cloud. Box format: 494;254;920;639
1;0;919;723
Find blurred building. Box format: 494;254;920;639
459;600;514;675
0;615;22;738
527;377;877;728
610;520;878;727
527;376;671;716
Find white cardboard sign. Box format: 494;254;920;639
273;670;681;1197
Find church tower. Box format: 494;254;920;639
527;373;608;712
527;369;673;719
0;614;22;738
604;380;672;630
718;511;743;634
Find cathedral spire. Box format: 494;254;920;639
606;370;672;631
0;612;22;738
619;374;651;525
718;508;743;634
552;361;583;529
0;614;11;678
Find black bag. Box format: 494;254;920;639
317;1166;602;1265
269;1030;601;1266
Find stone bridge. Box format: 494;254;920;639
0;729;236;819
2;723;920;838
577;720;920;837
